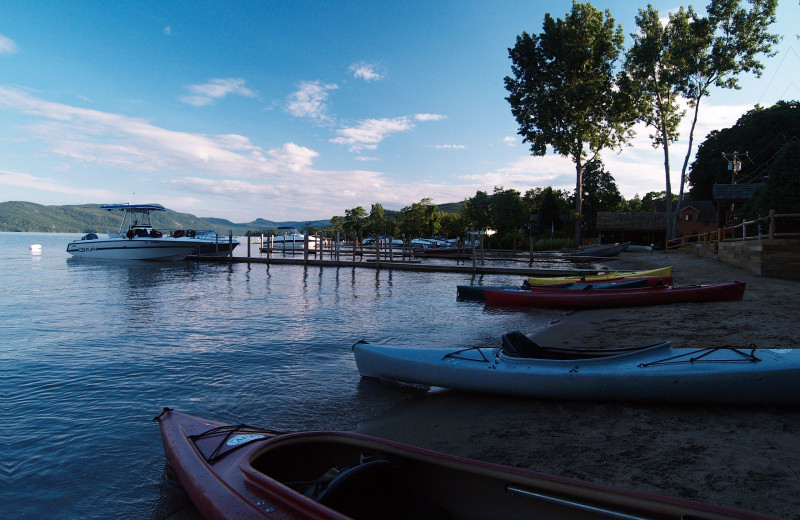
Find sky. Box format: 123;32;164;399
1;1;798;223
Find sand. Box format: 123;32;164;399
357;250;800;519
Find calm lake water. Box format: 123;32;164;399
3;232;563;519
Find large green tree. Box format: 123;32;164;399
488;187;526;247
399;198;439;238
673;0;779;231
462;190;491;232
689;101;799;199
742;138;800;220
579;161;625;235
505;2;637;245
624;5;694;240
343;206;367;238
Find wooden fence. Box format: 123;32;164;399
666;209;800;251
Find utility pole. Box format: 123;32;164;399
721;151;753;222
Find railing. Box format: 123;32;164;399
666;209;800;251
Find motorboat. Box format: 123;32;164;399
172;229;239;257
65;204;238;260
265;227;319;251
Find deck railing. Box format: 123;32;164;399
666;209;800;251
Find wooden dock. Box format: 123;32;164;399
190;254;600;277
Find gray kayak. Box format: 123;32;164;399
353;333;800;406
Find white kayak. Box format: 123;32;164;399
353;333;800;406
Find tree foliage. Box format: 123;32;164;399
624;5;695;239
505;2;637;245
579;161;625;234
741;138;800;219
672;0;780;228
689;101;800;199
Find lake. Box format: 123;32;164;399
2;232;562;519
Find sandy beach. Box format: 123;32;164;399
357;250;800;519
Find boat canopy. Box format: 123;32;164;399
101;204;166;212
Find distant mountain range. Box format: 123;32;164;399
0;201;332;234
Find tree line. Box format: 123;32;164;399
325;180;675;249
505;0;780;244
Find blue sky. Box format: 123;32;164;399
1;1;798;222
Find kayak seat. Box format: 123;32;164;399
502;331;563;359
318;459;453;520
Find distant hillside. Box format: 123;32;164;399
0;201;331;234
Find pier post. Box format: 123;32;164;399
769;209;776;240
247;231;251;257
228;230;233;258
304;233;309;264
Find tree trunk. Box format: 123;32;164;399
674;97;702;238
574;157;583;246
662;123;673;242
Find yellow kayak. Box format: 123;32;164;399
527;266;673;286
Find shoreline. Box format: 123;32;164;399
357;250;800;519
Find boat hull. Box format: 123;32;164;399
156;408;779;519
526;266;673;286
66;237;198;260
458;276;673;301
353;343;800;406
483;282;744;309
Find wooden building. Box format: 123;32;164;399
653;200;718;237
596;211;666;246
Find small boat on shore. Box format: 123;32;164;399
353;332;800;406
155;407;778;519
569;241;630;258
526;266;673;286
457;276;672;301
483;281;744;309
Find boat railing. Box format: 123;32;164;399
666;209;800;251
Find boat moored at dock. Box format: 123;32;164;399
65;204;238;260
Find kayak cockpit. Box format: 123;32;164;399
248;435;454;520
500;331;663;360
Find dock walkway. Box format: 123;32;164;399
191;255;599;277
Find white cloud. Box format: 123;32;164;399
286;81;338;120
414;113;446;121
349;62;383;82
0;168;116;198
433;144;466;150
163;26;172;36
503;136;517;146
179;78;256;106
0;86;311;178
330;117;414;152
0;35;17;55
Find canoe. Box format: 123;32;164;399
569;241;631;258
483;281;744;309
526;266;673;286
353;332;800;406
456;284;521;300
457;276;672;301
155;407;780;519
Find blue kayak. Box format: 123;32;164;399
354;332;800;406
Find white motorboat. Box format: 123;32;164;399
66;204;238;260
172;229;239;257
267;227;319;251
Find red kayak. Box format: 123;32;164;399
155;407;776;520
483;281;745;309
